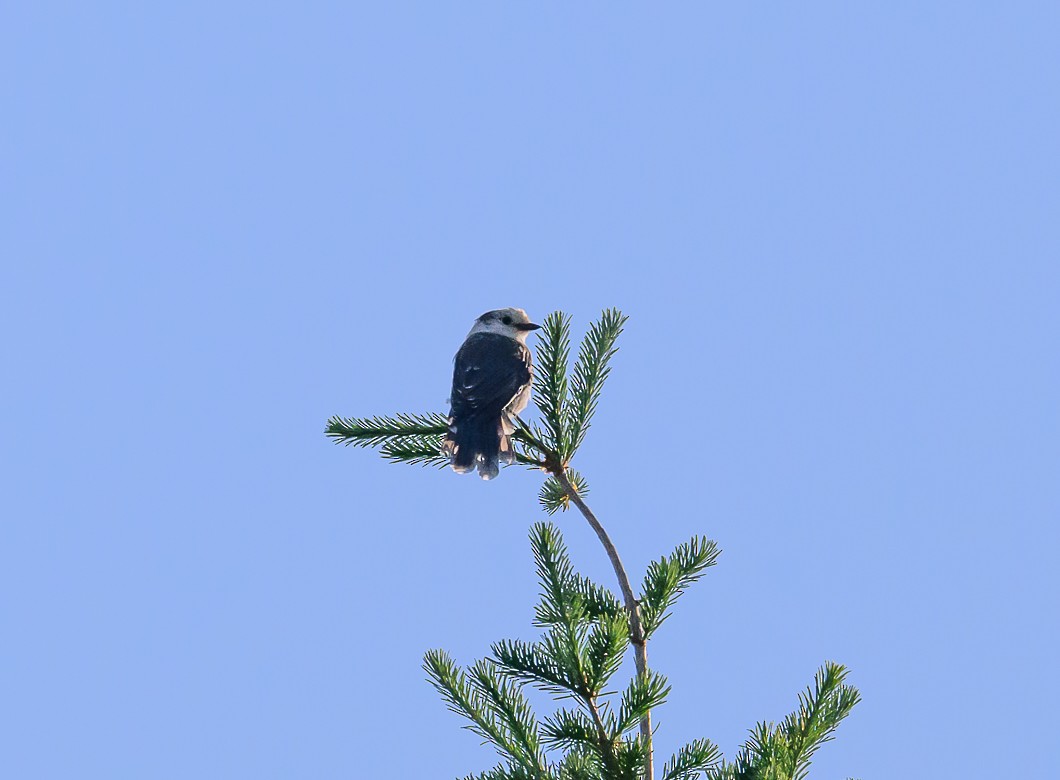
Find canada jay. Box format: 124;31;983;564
442;308;541;479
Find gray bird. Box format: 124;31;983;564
442;308;541;479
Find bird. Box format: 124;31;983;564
442;308;541;480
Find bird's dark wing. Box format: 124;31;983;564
449;333;532;419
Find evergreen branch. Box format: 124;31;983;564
509;417;560;472
717;664;860;780
719;721;789;780
529;522;617;637
326;412;548;470
532;311;572;453
541;623;592;701
424;650;532;769
613;737;650;780
616;671;671;735
534;572;623;629
702;766;735;780
512;422;554;458
493;538;617;769
383;432;542;470
379;434;449;467
584;694;620;777
557;748;604;780
661;739;722;780
513;440;550;470
782;663;860;780
539;471;589;515
551;468;655;778
544;478;646;646
583;613;630;696
640;537;722;638
524;524;609;712
468;660;547;774
530;522;579;628
534;521;576;610
568;574;625;624
324;412;448;448
541;709;601;752
492;638;581;698
563;308;627;460
461;764;542;780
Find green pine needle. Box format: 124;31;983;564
424;650;512;756
616;671;671;735
782;662;861;780
424;650;549;775
541;709;600;752
640;536;722;637
662;738;723;780
379;435;450;467
532;311;572;453
492;638;580;698
325;412;448;448
583;612;629;695
613;737;650;780
468;659;547;772
718;663;860;780
530;522;622;627
460;764;540;780
563;308;627;460
556;748;604;780
531;522;579;625
566;574;624;625
538;470;590;515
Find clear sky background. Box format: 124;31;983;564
3;4;1058;779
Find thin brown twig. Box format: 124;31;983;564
586;692;619;775
511;415;655;778
552;468;654;780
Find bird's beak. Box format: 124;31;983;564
517;323;542;331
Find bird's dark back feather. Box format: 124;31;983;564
448;333;532;418
444;332;533;479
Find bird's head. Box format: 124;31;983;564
470;308;542;342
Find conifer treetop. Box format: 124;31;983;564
326;309;860;780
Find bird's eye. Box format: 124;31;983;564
502;316;512;325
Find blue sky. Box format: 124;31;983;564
3;3;1058;778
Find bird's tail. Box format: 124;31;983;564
442;414;515;480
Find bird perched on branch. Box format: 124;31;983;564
442;308;541;480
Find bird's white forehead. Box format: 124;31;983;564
477;308;531;324
467;307;536;342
